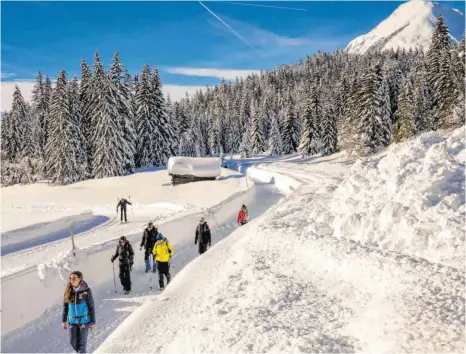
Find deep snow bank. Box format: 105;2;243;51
331;127;465;269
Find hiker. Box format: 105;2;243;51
111;236;134;294
195;217;211;255
237;204;248;226
152;233;174;290
140;222;158;273
116;198;132;223
62;271;96;353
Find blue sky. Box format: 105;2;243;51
1;0;465;107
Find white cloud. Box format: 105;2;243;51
1;72;16;80
1;81;204;111
164;67;260;80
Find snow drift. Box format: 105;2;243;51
345;0;464;54
331;126;465;269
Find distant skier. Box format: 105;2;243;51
62;271;96;353
152;233;174;290
195;217;211;255
140;222;158;273
237;204;248;226
116;198;132;223
111;236;134;294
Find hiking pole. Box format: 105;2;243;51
112;262;117;293
128;195;135;221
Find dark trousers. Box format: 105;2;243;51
69;324;90;353
119;263;131;291
157;261;171;288
120;207;127;222
144;249;156;271
198;242;208;255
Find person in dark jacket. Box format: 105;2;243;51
62;271;96;353
111;236;134;294
116;198;132;223
140;222;158;273
195;217;211;255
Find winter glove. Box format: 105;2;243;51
111;258;114;263
209;243;211;247
140;247;143;251
194;241;197;245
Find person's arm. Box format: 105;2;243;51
194;227;199;245
129;244;134;261
237;211;241;223
111;246;119;262
167;240;174;256
140;231;146;248
207;226;211;245
86;288;96;325
127;200;132;205
62;300;69;323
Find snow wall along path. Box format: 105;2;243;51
1;178;255;335
2;170;288;352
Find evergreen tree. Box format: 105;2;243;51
267;112;282;155
298;90;319;157
239;123;251;158
110;51;136;172
393;77;416;143
321;96;338;156
91;52;125;178
45;70;82;185
31;71;47;158
8;86;28;160
249;100;265;154
135;64;157;167
68;75;88;177
80;59;94;176
151;68;174;165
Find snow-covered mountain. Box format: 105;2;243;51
345;0;465;54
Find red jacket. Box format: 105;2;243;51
237;210;247;223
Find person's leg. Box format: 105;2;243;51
120;209;123;222
119;264;126;289
77;324;90;353
157;261;164;289
123;264;131;291
69;325;79;352
199;242;206;254
123;208;127;222
144;249;150;271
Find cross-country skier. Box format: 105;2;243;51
140;222;158;273
152;233;174;290
111;236;134;294
62;271;96;353
116;198;132;223
237;204;248;226
195;217;211;255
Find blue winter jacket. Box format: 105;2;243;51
62;281;96;325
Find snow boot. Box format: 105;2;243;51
124;289;130;295
145;269;150;273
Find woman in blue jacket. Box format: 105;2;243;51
62;271;96;353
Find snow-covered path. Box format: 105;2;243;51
1;182;284;353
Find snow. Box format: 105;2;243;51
331;127;465;269
97;128;465;353
168;156;222;177
345;0;463;54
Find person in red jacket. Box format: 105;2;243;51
237;205;248;226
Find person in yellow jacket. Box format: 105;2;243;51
152;233;174;290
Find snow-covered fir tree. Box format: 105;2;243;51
91;52;125;178
239;123;251;158
151;68;174;165
31;71;48;158
8;86;29;161
80;59;94;176
249;100;265;154
267;111;282;156
45;70;83;185
320;95;337;156
110;51;136;173
393;76;416;143
298;88;320;157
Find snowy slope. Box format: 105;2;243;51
345;0;464;54
97;128;464;353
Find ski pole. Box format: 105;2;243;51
128;195;135;221
112;262;117;293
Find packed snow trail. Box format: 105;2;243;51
1;182;284;353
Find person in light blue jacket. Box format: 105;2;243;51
62;271;96;353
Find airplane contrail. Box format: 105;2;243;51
224;1;307;12
198;1;264;57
